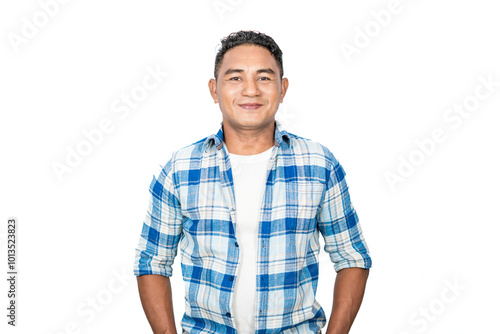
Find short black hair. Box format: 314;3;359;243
214;30;284;80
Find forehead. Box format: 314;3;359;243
220;44;279;71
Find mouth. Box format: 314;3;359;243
238;103;263;110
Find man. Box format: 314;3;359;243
134;30;372;334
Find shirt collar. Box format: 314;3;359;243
204;119;291;152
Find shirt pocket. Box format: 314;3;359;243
286;180;325;231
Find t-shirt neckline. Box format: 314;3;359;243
228;146;274;163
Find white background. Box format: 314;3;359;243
1;0;499;333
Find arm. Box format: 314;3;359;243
134;155;184;333
316;151;372;333
137;275;177;334
325;268;369;334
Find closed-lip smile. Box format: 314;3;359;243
238;103;263;110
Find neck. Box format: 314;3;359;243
222;120;275;155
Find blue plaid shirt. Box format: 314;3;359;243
134;120;372;334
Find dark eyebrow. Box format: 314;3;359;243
223;68;276;76
223;68;244;76
256;68;276;75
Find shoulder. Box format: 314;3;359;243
285;131;348;186
154;135;209;180
172;136;208;162
285;131;339;169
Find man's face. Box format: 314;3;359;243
209;44;288;133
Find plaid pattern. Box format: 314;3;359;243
134;120;372;334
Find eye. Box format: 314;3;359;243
259;77;271;81
229;77;241;81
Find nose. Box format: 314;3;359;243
242;78;260;97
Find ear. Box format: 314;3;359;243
279;77;289;103
208;78;218;103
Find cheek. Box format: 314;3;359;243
265;89;280;104
264;84;281;97
219;86;239;103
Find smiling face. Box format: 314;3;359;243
209;44;288;134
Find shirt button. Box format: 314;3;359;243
226;312;231;317
229;276;234;281
235;242;239;247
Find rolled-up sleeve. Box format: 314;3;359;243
134;154;184;277
316;152;372;272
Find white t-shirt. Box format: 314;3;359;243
228;146;274;334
